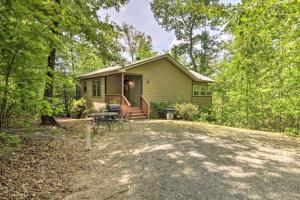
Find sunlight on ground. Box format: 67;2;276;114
132;143;175;155
186;151;206;159
119;174;131;185
64;119;300;200
167;151;184;159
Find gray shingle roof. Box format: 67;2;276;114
79;65;121;77
188;70;215;82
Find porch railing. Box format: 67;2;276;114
105;94;131;119
121;95;131;119
140;95;150;118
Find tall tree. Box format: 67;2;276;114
121;23;157;62
39;0;128;125
41;0;61;125
151;0;223;75
0;0;128;128
0;1;55;130
214;0;300;133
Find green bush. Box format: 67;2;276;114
174;103;199;120
69;98;88;118
52;98;65;117
195;105;216;122
150;102;173;119
40;100;54;116
284;127;299;136
150;102;217;122
40;98;65;117
0;132;21;154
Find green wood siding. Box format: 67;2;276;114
79;58;213;109
126;58;192;103
80;77;105;108
192;96;212;107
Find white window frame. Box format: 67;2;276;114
193;85;212;96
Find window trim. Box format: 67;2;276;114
92;79;101;97
192;85;212;97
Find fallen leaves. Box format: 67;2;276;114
0;126;87;200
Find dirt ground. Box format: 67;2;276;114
62;119;300;200
0;121;88;200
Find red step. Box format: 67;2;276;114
129;107;146;119
131;110;144;114
130;107;141;111
131;116;146;119
131;113;146;117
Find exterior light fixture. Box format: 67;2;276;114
129;80;135;86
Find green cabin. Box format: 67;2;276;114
77;54;215;119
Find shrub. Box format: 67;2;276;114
52;98;65;117
174;103;199;120
69;98;88;118
284;127;299;136
40;100;54;117
0;132;21;154
195;105;216;122
150;102;173;119
41;98;65;117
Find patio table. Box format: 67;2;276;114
89;112;119;131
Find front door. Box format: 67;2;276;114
124;80;130;102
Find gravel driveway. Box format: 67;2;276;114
64;120;300;200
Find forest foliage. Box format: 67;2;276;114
0;0;299;135
151;0;299;135
151;0;224;75
213;0;300;134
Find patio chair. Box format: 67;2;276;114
93;114;107;134
112;111;131;131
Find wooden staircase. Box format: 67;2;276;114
129;107;146;120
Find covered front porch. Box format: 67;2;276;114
104;73;149;119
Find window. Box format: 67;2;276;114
93;79;101;97
83;80;87;93
193;85;212;96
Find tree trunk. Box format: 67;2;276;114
41;0;60;125
0;50;19;130
62;85;71;117
188;26;197;72
0;74;10;130
41;49;59;125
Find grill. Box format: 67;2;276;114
106;104;121;113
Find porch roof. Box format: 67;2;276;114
78;54;215;83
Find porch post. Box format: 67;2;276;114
121;73;125;115
121;73;124;96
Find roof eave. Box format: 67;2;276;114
191;75;216;83
77;53;216;83
77;69;121;79
194;79;216;83
122;54;168;71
